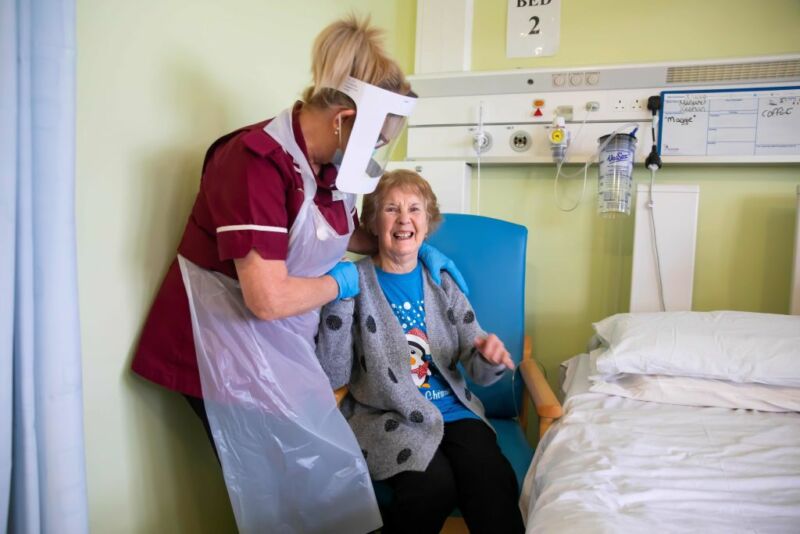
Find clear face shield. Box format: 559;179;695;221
333;77;417;194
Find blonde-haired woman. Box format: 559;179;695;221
131;15;464;528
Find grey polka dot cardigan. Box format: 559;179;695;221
315;257;507;481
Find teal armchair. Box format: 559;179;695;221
335;214;562;533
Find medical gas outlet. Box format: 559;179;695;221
472;130;492;154
548;116;570;163
510;131;531;152
474;128;533;155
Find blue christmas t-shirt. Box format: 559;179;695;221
374;263;477;423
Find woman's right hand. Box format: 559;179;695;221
474;334;515;370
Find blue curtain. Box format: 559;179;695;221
1;0;88;532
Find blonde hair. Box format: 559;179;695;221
360;170;442;236
303;15;410;109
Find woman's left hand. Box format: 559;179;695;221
474;334;515;370
418;242;469;295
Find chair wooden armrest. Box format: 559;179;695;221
519;336;563;438
334;386;348;405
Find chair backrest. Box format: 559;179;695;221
426;214;527;418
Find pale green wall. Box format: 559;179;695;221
447;1;800;430
76;1;414;531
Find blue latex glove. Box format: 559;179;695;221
418;242;469;295
327;261;360;300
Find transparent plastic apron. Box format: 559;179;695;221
178;108;381;534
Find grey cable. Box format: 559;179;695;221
647;166;667;312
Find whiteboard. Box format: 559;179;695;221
658;86;800;161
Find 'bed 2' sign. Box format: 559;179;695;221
507;0;561;58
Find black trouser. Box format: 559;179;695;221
381;418;525;534
183;394;219;461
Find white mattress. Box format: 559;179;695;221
521;354;800;534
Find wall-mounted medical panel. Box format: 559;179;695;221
407;56;800;97
409;88;654;126
408;87;656;164
405;55;800;165
407;121;653;165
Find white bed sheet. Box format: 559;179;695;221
521;354;800;534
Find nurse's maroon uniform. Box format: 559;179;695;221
132;103;356;397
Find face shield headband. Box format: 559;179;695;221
333;77;417;194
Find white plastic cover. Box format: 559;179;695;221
178;255;381;534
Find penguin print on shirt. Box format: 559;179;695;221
406;328;432;388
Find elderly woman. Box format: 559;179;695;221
316;169;525;534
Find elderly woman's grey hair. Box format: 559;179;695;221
360;169;442;236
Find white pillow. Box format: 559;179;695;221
588;353;800;412
593;311;800;387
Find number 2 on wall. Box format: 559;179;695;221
529;16;540;35
507;0;560;58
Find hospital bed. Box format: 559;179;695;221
522;354;800;533
520;311;800;533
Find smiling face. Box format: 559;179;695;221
374;186;429;272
